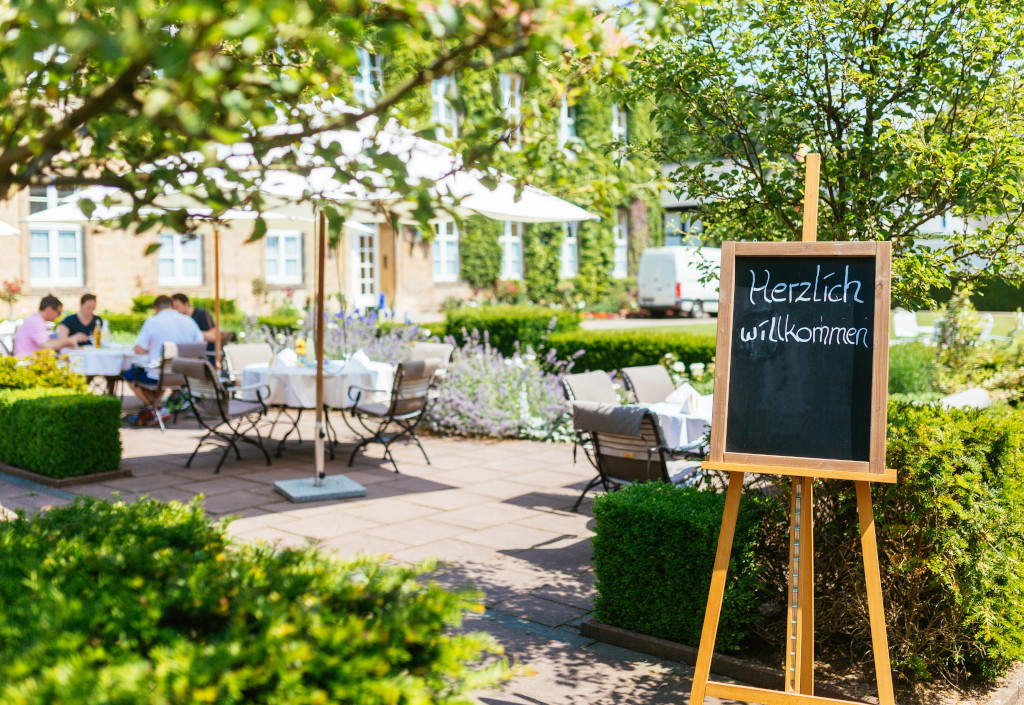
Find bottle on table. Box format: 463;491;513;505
98;318;110;349
295;336;307;365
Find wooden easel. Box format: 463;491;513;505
688;154;898;705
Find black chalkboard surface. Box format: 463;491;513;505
725;255;876;462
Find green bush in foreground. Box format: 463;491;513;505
0;388;121;477
0;350;88;392
0;498;511;705
592;483;767;651
548;329;717;372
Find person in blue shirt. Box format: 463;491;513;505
57;293;102;344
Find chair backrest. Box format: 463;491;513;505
572;401;669;485
172;357;229;418
160;341;207;390
621;365;675;404
409;341;455;366
562;370;619;405
0;338;10;357
223;342;274;381
388;359;440;417
978;312;995;341
892;308;920;338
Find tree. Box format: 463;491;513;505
0;0;660;237
632;0;1024;306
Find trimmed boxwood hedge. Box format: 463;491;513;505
592;483;767;651
0;388;122;477
443;305;580;356
0;497;510;704
548;329;717;371
104;311;301;335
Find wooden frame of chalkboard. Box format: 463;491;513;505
703;240;896;482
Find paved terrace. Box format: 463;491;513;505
0;412;738;705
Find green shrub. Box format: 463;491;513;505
887;342;937;395
0;351;87;391
444;305;580;356
102;311;147;334
592;483;767;651
0;388;121;477
752;402;1024;682
131;295;238;315
254;313;301;332
0;498;510;704
548;329;717;371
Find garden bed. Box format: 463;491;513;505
0;462;131;488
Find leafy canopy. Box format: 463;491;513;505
633;0;1024;307
0;0;661;236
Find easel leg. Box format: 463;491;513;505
798;476;815;694
690;471;745;705
785;477;815;694
855;481;896;705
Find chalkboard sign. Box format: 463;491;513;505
707;241;892;479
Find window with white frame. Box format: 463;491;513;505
560;222;579;279
432;221;460;282
499;73;523;151
353;48;383;106
499;221;524;280
265;230;304;284
431;76;459;141
612;210;629;279
29;226;83;287
611;103;628;158
28;185;76;215
558;96;577;154
158;233;203;286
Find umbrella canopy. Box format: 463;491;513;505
0;219;19;236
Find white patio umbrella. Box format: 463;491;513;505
0;219;20;236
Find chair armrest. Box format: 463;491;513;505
347;384;390;402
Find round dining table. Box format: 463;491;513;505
239;357;394;409
63;344;145;377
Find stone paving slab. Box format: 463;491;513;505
0;411;741;705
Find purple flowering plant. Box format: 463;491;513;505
426;318;579;442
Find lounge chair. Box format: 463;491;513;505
570;400;703;511
342;359;440;473
892;308;935;344
620;364;675;404
172;357;272;474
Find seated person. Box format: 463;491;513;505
57;293;102;344
171;293;216;360
124;295;203;421
13;295;88;356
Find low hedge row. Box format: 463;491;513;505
104;311;301;335
593;402;1024;683
131;294;239;315
0;498;510;704
548;329;717;371
443;305;581;356
592;484;766;651
0;388;122;477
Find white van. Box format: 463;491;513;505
637;246;721;317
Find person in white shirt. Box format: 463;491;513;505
124;294;203;412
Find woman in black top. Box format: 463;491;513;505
58;293;102;344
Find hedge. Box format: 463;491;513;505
548;329;717;371
131;294;238;315
443;305;580;356
750;402;1024;682
0;388;122;477
104;311;301;335
0;498;511;704
592;483;767;651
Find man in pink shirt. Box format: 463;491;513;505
13;295;88;356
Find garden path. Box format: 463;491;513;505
0;412;738;705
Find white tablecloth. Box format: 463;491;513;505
645;399;713;450
240;358;394;409
63;346;144;377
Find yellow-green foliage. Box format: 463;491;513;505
0;498;513;704
0;350;87;392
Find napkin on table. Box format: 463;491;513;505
665;382;703;415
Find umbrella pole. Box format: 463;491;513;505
213;226;221;370
314;210;326;485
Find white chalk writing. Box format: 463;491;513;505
738;314;870;348
748;265;864;305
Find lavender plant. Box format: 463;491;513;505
325;308;422;364
426;328;576;442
